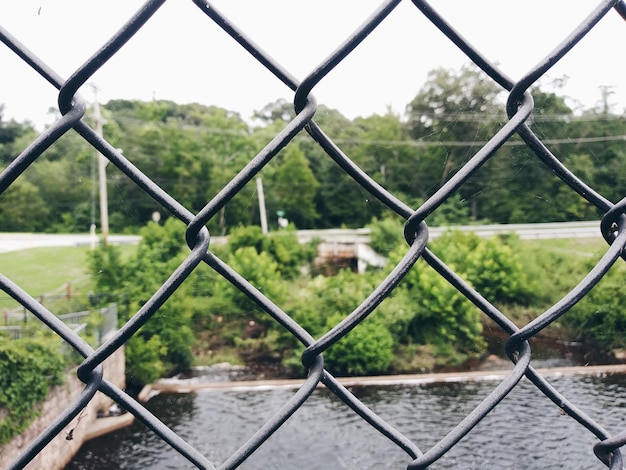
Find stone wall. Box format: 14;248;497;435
0;346;125;470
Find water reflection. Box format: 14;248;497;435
68;374;626;469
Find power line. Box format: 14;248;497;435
333;134;626;148
105;114;626;148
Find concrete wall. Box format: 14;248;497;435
0;346;125;470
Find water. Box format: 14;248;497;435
67;372;626;469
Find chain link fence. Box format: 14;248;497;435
2;1;626;468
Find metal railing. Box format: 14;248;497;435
1;304;117;346
2;1;626;468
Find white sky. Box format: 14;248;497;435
1;1;625;129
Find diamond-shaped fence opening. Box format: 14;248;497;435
2;1;626;469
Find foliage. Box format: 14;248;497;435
220;246;286;317
322;313;394;376
387;250;485;357
227;224;316;279
2;70;626;232
429;231;533;305
264;143;320;228
367;216;404;257
124;335;166;387
0;338;64;446
90;219;197;388
570;262;626;350
283;271;397;375
0;178;50;231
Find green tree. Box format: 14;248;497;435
0;105;37;164
0;178;49;231
322;312;394;376
406;64;504;221
265;143;319;228
103;100;255;233
570;262;626;351
90;218;197;387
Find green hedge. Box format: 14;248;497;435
0;339;64;446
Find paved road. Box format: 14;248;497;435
0;233;141;253
0;220;603;254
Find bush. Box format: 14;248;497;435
322;313;395;376
228;224;316;278
388;255;485;356
367;216;403;257
431;231;533;305
90;218;197;387
570;262;626;351
464;237;533;304
221;246;286;317
0;339;64;445
125;335;166;388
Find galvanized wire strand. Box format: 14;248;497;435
616;0;626;19
301;221;428;367
187;100;317;234
411;0;515;92
2;0;626;468
292;0;402;115
414;0;618;218
58;0;168;114
0;23;197;224
596;430;626;468
506;216;626;348
99;379;217;470
404;93;534;240
423;246;624;468
202;250;424;462
408;341;532;469
7;369;103;470
321;371;423;460
219;355;325;469
76;227;210;381
194;0;413;221
203;235;427;462
203;251;315;346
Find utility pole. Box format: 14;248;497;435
256;176;268;234
92;89;109;246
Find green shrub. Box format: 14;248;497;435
222;246;286;316
228;224;316;278
431;231;533;305
125;335;166;388
367;216;403;257
389;255;485;356
464;237;533;304
570;262;626;350
0;339;64;445
322;313;394;376
90;218;196;387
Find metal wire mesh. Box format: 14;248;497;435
2;1;626;468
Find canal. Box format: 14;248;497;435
67;368;626;469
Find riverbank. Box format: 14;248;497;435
140;363;626;395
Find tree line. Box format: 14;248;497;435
1;64;625;233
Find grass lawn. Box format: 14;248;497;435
0;244;137;313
